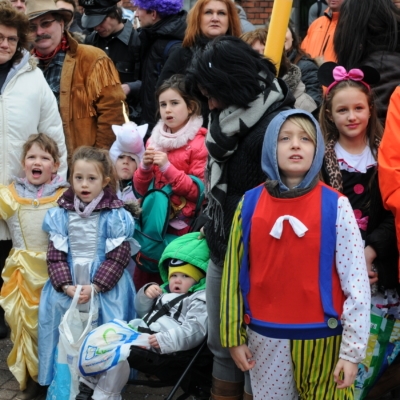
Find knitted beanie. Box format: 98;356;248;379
168;259;205;283
132;0;183;15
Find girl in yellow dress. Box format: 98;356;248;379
0;133;68;400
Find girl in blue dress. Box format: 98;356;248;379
38;146;138;386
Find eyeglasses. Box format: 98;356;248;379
29;19;56;32
0;33;19;46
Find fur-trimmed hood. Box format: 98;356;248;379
283;63;302;93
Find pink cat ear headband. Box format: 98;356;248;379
318;62;380;95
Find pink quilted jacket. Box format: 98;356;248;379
134;127;208;219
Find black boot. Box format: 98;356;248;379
0;304;7;339
76;382;94;400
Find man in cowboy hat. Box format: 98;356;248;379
81;0;141;122
26;0;126;160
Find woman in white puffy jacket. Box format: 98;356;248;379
0;2;67;339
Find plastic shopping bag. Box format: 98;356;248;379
79;318;149;377
354;309;400;400
47;285;99;400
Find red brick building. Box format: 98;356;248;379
121;0;313;36
240;1;275;25
120;0;275;24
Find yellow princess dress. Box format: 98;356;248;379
0;179;66;390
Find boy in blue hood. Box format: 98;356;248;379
220;110;370;399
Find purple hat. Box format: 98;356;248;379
132;0;183;16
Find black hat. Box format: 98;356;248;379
80;0;120;29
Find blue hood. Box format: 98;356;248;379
261;109;324;192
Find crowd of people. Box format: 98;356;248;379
1;0;400;399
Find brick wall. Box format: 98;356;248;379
241;1;274;25
120;0;275;25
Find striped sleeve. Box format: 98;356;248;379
220;198;247;348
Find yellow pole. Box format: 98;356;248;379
264;0;293;75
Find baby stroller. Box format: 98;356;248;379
127;336;213;400
77;232;212;399
127;231;213;399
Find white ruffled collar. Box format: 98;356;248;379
149;116;203;151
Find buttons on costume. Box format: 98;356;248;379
327;318;338;329
32;199;40;208
244;314;251;325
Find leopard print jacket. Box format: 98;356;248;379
323;139;343;193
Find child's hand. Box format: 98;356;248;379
148;334;160;349
145;284;162;299
78;285;92;304
65;285;76;298
152;151;169;168
364;245;378;285
228;344;255;371
142;147;155;167
333;359;358;389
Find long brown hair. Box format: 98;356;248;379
182;0;241;48
70;146;118;193
319;80;382;159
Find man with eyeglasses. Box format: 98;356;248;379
26;0;126;163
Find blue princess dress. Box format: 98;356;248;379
38;189;138;385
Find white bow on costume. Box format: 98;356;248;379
270;215;308;239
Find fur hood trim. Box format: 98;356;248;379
149;116;203;151
283;63;302;93
28;55;38;70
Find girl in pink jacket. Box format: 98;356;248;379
134;74;208;237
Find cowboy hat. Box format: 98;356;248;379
26;0;73;24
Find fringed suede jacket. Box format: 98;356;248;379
60;32;126;159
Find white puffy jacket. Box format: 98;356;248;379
0;50;67;240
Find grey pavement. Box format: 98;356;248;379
0;331;185;400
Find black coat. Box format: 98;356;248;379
364;51;400;127
156;36;211;127
287;49;322;108
203;80;295;267
85;21;141;119
138;11;187;128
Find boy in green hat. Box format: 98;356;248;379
78;232;209;400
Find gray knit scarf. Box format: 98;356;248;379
205;74;284;235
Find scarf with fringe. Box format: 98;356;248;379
205;74;284;236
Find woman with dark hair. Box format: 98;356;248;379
0;1;66;341
186;36;294;400
157;0;241;89
285;24;322;108
334;0;400;124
